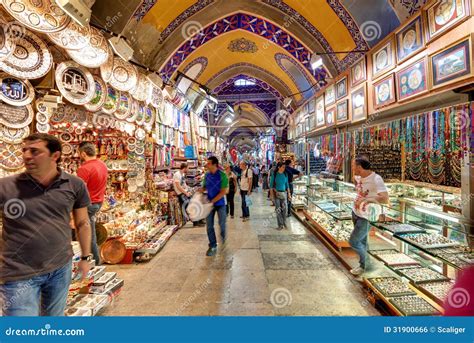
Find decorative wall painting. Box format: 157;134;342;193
396;15;424;62
325;107;336;127
372;38;396;79
351;84;367;123
324;84;335;106
316;96;325;127
351;57;367;87
336;100;349;124
426;0;469;40
336;76;347;100
374;74;396;108
396;58;429;101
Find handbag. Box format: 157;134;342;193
245;195;253;207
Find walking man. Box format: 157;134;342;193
0;133;92;316
269;162;291;230
350;155;388;276
239;161;253;222
285;159;302;217
77;142;108;264
173;162;203;227
224;163;237;218
202;156;229;256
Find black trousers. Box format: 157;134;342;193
288;183;294;216
226;191;235;216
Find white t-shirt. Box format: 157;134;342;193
173;170;186;195
240;168;253;191
353;172;387;219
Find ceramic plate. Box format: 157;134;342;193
135;128;146;140
147;83;163;109
114;92;131;120
2;0;70;33
0;21;16;61
66;27;109;68
36;122;50;133
35;98;48;113
50;104;66;123
100;42;114;82
135;102;145;125
0;102;33;128
55;61;95;105
62;143;73;155
59;132;72;143
144;104;155;126
47;21;90;50
0;141;24;170
0;124;30;144
0;27;52;79
109;57;138;92
84;76;107;112
0;73;35;106
126;99;139;123
35;111;49;125
101;85;119;114
130;72;148;102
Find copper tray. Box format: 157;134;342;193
100;239;126;264
66;27;109;68
0;21;15;61
0;141;24;170
0;73;35;106
84;76;107;112
109;57;138;92
55;61;95;105
0;102;34;128
96;222;108;246
100;42;114;82
0;124;30;144
47;21;90;50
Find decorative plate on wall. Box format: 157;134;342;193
147;83;163;109
35;111;49;125
126;99;139;123
0;74;35;106
0;124;30;144
84;76;107;112
114;92;132;120
36;122;50;133
66;27;109;68
0;102;33;128
135;102;146;125
0;141;24;170
109;57;138;92
100;43;114;82
47;21;90;50
50;104;66;123
130;73;148;102
144;104;155;127
0;28;52;79
55;61;95;105
101;85;119;114
1;0;70;33
0;22;16;61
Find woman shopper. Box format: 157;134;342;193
261;165;268;190
269;162;291;230
225;163;238;218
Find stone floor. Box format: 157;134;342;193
102;191;380;316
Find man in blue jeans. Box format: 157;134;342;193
0;134;92;316
201;156;229;256
350;155;388;276
269;162;291;230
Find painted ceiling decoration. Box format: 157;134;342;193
228;37;259;53
182;56;208;78
206;63;294;99
275;53;317;99
176;56;208;94
159;13;328;83
389;0;429;20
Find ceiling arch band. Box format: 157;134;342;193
275;53;315;102
159;13;328;82
214;74;283;101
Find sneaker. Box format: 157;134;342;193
350;266;365;276
276;226;284;230
206;247;217;256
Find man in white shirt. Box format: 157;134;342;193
239;161;253;222
350;156;389;276
174;163;203;226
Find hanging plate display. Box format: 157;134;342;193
147;83;163;109
66;27;109;68
75;107;87;123
144;104;155;127
47;21;90;50
62;143;73;155
109;57;138;92
50;103;66;123
125;99;139;123
84;76;107;112
0;74;35;106
0;124;30;144
36;122;50;133
114;92;131;120
100;43;114;82
35;111;49;125
0;102;33;128
101;85;119;114
1;0;70;33
0;22;16;61
135;127;146;140
59;132;72;143
130;72;148;102
92;112;114;128
35;98;48;113
135;102;146;125
55;61;95;105
0;141;24;170
0;27;52;79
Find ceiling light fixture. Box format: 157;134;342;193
55;0;91;27
108;36;134;61
225;117;233;124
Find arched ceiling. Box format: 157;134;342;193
89;0;429;152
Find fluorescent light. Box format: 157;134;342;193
310;53;323;70
225;117;233;123
412;206;460;223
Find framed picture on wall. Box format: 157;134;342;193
430;36;472;89
336;76;347;100
373;74;396;108
325;107;336;127
308;98;316;113
351;84;367;123
426;0;470;41
351;57;367;87
324;84;335;106
396;15;425;63
396;58;429;101
316;96;325;127
372;38;396;79
336;99;349;124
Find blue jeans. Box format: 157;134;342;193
0;262;72;316
275;192;287;228
88;203;102;264
240;190;250;218
350;212;370;269
206;205;227;248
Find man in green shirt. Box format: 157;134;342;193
269;162;291;230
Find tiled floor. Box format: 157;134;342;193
102;191;380;316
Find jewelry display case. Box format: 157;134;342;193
292;176;308;209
